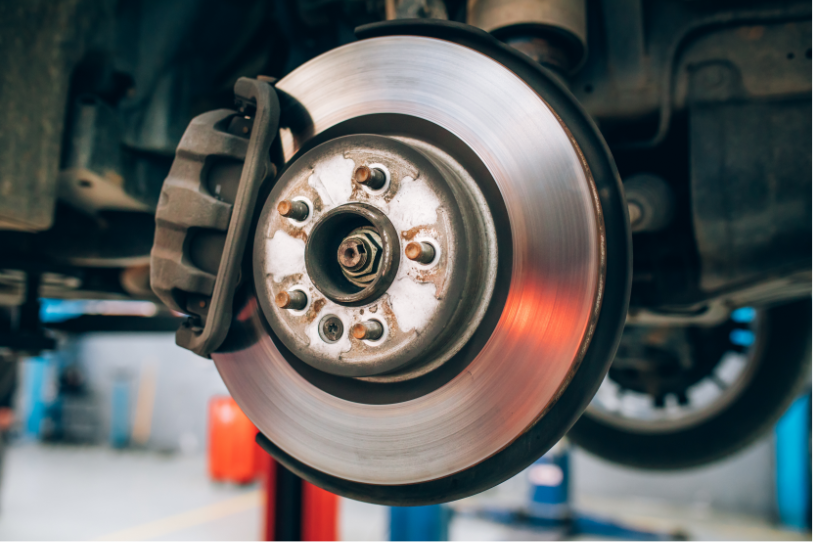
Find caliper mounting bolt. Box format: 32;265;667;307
320;315;344;343
275;290;307;311
405;241;435;264
353;165;386;190
351;320;384;341
278;200;310;221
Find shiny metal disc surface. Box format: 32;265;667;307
213;36;605;485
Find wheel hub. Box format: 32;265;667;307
253;133;497;379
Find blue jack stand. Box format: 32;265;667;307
461;442;685;541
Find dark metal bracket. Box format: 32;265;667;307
150;77;280;357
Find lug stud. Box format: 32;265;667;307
353;165;386;190
277;200;309;221
405;241;435;264
351;320;384;341
275;290;307;310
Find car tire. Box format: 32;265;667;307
568;299;811;469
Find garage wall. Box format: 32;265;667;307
74;332;229;453
571;437;777;520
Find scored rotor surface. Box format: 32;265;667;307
213;36;604;485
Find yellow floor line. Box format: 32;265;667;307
94;489;262;541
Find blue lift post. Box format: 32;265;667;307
775;392;812;531
21;357;48;438
390;505;450;541
109;372;131;448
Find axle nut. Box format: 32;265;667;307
336;227;383;287
338;238;368;271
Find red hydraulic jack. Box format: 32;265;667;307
259;445;340;541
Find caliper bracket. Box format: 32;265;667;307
150;77;280;357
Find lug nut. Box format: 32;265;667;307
351;320;384;341
353;165;386;189
320;315;344;343
277;200;309;221
275;289;307;311
405;241;435;264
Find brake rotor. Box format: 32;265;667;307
213;26;630;504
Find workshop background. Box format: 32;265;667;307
0;305;808;541
0;0;810;540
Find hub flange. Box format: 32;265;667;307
253;134;497;379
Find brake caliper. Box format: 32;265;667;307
150;77;280;357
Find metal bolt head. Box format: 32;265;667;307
337;227;383;287
278;200;309;221
405;241;435;264
351;320;384;341
275;290;307;310
320;315;344;343
337;238;368;271
353;166;386;189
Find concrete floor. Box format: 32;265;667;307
0;443;806;541
0;443;262;540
